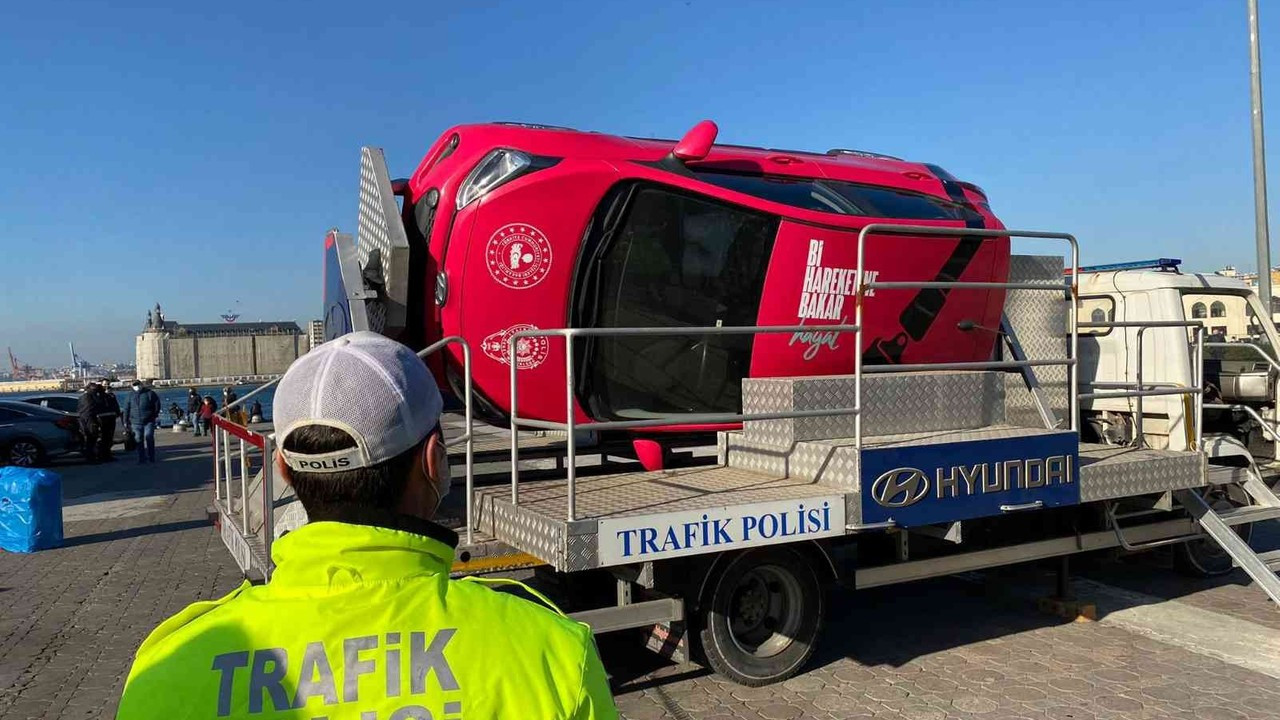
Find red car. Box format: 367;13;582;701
326;120;1009;434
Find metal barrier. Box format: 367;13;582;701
211;415;276;577
211;336;476;579
853;225;1080;451
1205;341;1280;373
505;225;1081;522
507;324;861;520
1078;320;1206;450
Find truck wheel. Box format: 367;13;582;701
1175;491;1254;577
698;547;824;686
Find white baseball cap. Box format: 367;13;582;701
273;331;443;474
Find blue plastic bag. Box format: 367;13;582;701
0;466;63;553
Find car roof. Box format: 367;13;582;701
0;400;74;417
416;122;974;203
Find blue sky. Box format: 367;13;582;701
0;0;1273;365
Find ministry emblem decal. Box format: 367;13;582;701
485;223;552;289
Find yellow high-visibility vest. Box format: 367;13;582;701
117;519;617;719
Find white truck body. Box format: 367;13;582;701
1078;266;1280;462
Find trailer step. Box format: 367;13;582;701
1256;549;1280;571
1214;504;1280;526
1175;489;1280;606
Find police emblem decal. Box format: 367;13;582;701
481;323;550;370
485;223;552;289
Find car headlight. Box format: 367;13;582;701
456;149;532;210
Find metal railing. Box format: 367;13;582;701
854;225;1081;450
423;337;476;544
212;414;276;577
507;324;861;520
504;225;1082;522
1205;340;1280;373
1078;320;1206;450
211;336;476;578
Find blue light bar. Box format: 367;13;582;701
1077;258;1182;273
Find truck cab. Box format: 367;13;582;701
1078;259;1280;467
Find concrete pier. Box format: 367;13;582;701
3;432;1280;718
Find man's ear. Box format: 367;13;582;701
423;432;445;482
275;450;294;487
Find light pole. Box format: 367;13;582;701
1249;0;1273;312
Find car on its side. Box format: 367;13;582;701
0;400;81;467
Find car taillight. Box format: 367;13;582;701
55;417;76;431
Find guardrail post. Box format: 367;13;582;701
1136;326;1146;448
461;342;475;546
239;437;249;536
213;427;221;502
261;434;275;579
565;332;577;522
223;428;234;518
1195;327;1204;453
509;338;520;506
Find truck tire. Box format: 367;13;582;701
1174;490;1254;577
698;547;824;686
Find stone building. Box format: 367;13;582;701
135;304;305;380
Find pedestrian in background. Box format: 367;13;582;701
186;389;202;435
249;399;263;423
126;380;161;463
117;332;616;719
222;385;237;408
199;396;216;436
76;383;101;463
97;385;120;462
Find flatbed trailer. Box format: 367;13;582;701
211;224;1280;686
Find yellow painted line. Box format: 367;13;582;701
451;551;546;575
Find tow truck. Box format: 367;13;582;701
211;120;1280;687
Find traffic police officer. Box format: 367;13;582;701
117;331;617;719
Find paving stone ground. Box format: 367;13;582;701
2;431;1280;719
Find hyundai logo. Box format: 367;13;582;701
871;467;930;508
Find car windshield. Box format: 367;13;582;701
690;170;980;222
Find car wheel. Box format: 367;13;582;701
697;547;825;686
6;438;46;468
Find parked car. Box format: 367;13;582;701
22;393;81;414
0;400;80;467
23;392;128;444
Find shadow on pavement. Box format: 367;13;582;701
62;519;211;547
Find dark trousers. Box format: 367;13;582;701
79;420;99;462
97;418;116;458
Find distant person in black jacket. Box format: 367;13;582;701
125;380;162;463
96;385;121;461
186;389;203;435
76;384;102;463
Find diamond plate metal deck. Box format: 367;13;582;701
357;147;411;335
1077;443;1206;502
475;466;845;571
1004;255;1070;427
724;426;1070;492
440;411;579;460
742;371;1006;446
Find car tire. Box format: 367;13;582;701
5;438;46;468
697;547;825;686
